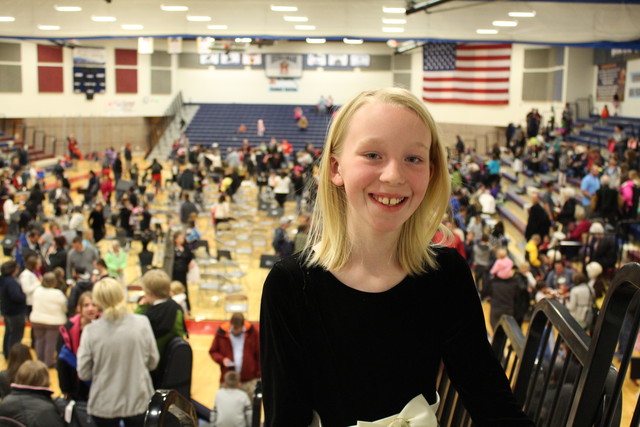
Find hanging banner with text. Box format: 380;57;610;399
265;54;303;78
597;62;626;102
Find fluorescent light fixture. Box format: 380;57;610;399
92;16;117;22
54;6;82;12
284;15;308;22
122;24;144;30
207;24;228;30
492;20;518;27
270;5;298;12
509;11;536;18
38;25;61;30
382;27;404;33
187;15;211;21
161;5;188;11
343;38;363;44
476;29;498;34
235;37;252;43
0;16;16;22
382;7;406;13
382;18;406;24
295;24;315;30
306;38;326;44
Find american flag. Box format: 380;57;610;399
423;42;512;105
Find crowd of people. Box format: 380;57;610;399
0;91;637;425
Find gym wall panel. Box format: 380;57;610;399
151;69;171;94
115;49;138;66
38;66;63;93
116;68;138;93
0;42;21;62
368;55;392;71
37;45;63;63
0;65;22;92
178;53;208;69
151;51;171;67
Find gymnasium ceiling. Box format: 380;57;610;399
0;0;639;48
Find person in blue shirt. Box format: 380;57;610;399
580;165;601;208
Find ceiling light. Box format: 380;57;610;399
383;7;406;14
207;24;228;30
382;18;406;24
284;16;308;22
0;17;16;22
54;6;82;12
161;5;188;12
509;11;536;18
476;29;498;34
271;5;298;12
187;15;211;22
492;20;518;27
235;37;252;43
343;38;363;45
295;24;315;30
92;16;117;22
38;25;61;30
306;38;326;44
122;24;144;30
382;27;404;33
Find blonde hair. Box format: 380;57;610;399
14;360;50;388
142;269;171;299
92;277;127;321
304;87;450;274
170;281;185;295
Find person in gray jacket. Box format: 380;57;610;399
77;277;159;426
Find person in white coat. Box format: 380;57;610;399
30;272;67;368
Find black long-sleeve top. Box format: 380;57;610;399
260;247;534;427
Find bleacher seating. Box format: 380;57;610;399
184;103;332;154
568;114;640;149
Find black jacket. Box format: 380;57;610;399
0;385;64;427
0;275;26;316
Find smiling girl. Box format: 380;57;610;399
260;88;533;426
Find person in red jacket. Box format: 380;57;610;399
209;313;260;396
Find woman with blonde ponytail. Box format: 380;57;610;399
77;278;159;426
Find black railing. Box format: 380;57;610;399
437;263;640;426
144;389;197;427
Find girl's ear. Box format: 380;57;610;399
330;156;344;187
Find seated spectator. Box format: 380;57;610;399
293;106;303;121
488;263;521;332
0;343;32;398
585;222;617;271
478;187;496;215
57;291;97;402
545;260;574;289
0;360;64;426
567;205;591;242
77;277;159;426
1;260;27;358
30;272;67;368
237;123;247;134
566;272;594;330
297;115;309;131
211;370;252;427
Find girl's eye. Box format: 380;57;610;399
406;156;423;164
365;153;380;160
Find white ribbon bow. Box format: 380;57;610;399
354;394;440;427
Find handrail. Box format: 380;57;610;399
144;389;197;427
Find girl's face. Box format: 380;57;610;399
330;102;432;236
80;297;98;321
175;234;185;246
